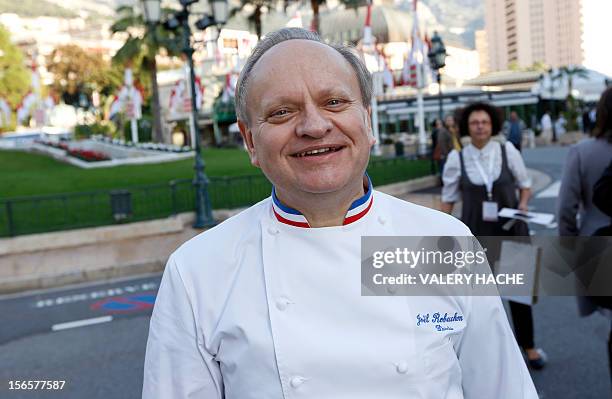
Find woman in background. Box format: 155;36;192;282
441;102;546;369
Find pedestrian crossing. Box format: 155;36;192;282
535;180;561;199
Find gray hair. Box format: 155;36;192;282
235;27;373;124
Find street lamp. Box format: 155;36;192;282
142;0;161;24
210;0;229;24
427;31;447;122
152;0;229;228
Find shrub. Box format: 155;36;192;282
122;115;152;143
74;121;116;139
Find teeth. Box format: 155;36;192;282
297;147;336;157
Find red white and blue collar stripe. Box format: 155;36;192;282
271;175;373;228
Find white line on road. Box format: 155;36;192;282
51;316;113;331
536;180;561;198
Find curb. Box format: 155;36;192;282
0;260;164;295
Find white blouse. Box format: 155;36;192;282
442;140;532;203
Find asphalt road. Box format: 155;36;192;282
0;146;610;398
0;275;160;398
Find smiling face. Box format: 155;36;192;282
238;40;374;202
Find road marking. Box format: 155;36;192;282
90;292;157;314
34;282;159;309
536;180;561;198
51;316;113;331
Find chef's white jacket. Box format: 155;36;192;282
143;190;538;398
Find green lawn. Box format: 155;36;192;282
1;149;259;199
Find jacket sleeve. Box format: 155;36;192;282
557;145;582;236
456;295;538;399
441;150;462;203
143;255;223;399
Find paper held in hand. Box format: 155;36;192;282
498;208;555;226
497;241;541;305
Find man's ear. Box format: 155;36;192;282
365;106;375;146
238;120;259;167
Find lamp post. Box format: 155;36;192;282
548;68;559;143
427;31;447;122
149;0;228;228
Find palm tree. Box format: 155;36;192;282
231;0;278;39
310;0;365;34
310;0;324;32
557;65;589;99
111;6;181;143
555;65;589;132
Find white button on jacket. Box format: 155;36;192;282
143;191;538;398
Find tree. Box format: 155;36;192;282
47;44;112;108
311;0;365;34
555;65;589;131
527;61;549;73
0;24;30;128
231;0;278;39
310;0;324;33
111;6;182;143
557;65;589;99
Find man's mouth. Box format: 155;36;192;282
292;146;344;158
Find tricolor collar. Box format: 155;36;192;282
271;175;374;228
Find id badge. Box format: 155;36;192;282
482;201;499;222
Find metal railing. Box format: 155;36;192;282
0;157;430;237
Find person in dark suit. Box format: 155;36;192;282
558;87;612;383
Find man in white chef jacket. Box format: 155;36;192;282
143;28;538;399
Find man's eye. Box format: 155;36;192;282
271;109;288;117
327;99;343;106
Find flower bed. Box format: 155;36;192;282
91;135;192;153
34;139;110;162
67;148;110;162
35;139;69;151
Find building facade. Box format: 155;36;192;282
483;0;583;71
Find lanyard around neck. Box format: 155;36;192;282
471;145;496;200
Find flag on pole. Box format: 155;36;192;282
16;55;55;126
169;76;204;114
401;52;418;87
401;0;430;88
221;73;237;103
380;51;395;89
361;2;394;88
363;2;374;48
108;69;143;120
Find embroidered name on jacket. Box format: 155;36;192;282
416;312;464;331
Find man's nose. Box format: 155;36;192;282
295;105;333;138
